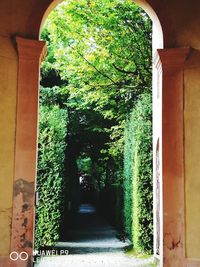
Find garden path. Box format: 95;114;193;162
35;204;154;267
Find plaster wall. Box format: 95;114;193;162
142;1;200;261
0;36;17;256
184;51;200;260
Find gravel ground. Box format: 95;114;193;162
34;252;155;267
34;204;155;267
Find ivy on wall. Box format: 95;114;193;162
123;92;153;253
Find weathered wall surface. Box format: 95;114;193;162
0;0;200;264
0;36;17;256
184;50;200;260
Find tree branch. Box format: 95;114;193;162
112;63;136;75
74;49;118;85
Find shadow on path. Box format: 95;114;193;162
57;204;131;254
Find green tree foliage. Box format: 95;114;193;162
124;93;153;253
37;0;153;253
41;0;152;159
35;88;68;248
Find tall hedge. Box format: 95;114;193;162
123;92;153;253
35;91;68;249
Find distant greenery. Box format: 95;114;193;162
35;88;68;248
35;0;153;253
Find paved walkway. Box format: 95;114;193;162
35;204;155;267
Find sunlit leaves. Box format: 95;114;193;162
41;0;152;123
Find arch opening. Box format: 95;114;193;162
35;1;164;266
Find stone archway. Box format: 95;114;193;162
9;1;189;267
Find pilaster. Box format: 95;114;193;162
9;37;46;266
156;47;190;267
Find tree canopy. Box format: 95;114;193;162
41;0;152;167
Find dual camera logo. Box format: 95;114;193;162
10;249;69;261
10;251;29;261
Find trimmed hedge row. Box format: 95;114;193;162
35;89;68;249
123;92;153;253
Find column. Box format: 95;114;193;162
157;47;190;267
10;37;46;266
